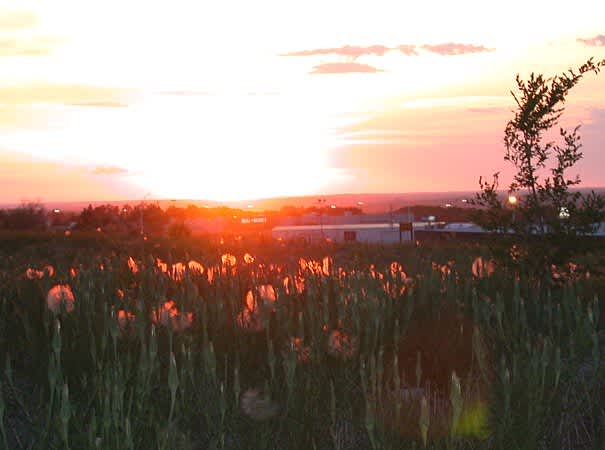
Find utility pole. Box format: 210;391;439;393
317;198;326;239
140;192;150;236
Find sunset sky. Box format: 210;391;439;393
1;0;604;203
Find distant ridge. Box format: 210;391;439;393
2;188;604;214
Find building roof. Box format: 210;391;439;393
442;222;485;232
272;223;403;232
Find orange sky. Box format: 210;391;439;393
1;0;604;203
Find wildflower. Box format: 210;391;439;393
322;256;332;276
44;265;55;277
472;257;496;277
551;264;563;280
64;230;71;237
390;261;402;276
243;253;255;264
257;284;276;305
47;284;75;314
117;309;135;332
116;288;125;299
152;300;193;333
294;276;305;294
440;264;451;277
236;308;265;333
187;260;204;273
207;267;214;283
171;262;186;280
244;285;277;313
25;268;44;279
308;260;322;274
221;253;236;266
282;337;311;364
156;258;168;273
127;256;138;273
327;330;359;360
69;267;78;278
369;264;377;279
238;285;276;333
240;388;279;421
282;276;291;294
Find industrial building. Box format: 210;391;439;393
271;223;413;243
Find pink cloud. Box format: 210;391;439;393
397;45;418;56
283;42;492;60
421;43;494;55
283;45;392;59
577;34;605;47
309;62;384;74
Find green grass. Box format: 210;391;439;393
0;235;604;449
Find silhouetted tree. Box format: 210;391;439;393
2;202;47;231
474;58;605;268
77;204;121;230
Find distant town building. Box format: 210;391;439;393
272;223;413;243
277;212;414;227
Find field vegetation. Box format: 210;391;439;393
0;232;604;450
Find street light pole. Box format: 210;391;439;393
140;192;150;236
508;195;517;233
317;198;326;239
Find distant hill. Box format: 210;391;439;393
2;188;604;214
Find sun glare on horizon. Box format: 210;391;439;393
0;0;603;203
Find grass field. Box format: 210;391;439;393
0;232;604;449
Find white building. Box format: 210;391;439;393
271;223;412;243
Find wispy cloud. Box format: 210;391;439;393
284;42;493;74
0;9;37;31
155;90;212;97
283;45;392;59
0;37;57;57
577;34;605;47
0;83;135;130
467;106;507;114
68;101;129;108
397;45;418;56
0;83;134;106
0;9;59;58
92;166;130;176
400;96;508;110
340;95;510;143
421;43;494;55
0;151;144;203
283;42;491;60
309;62;383;75
154;90;279;97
